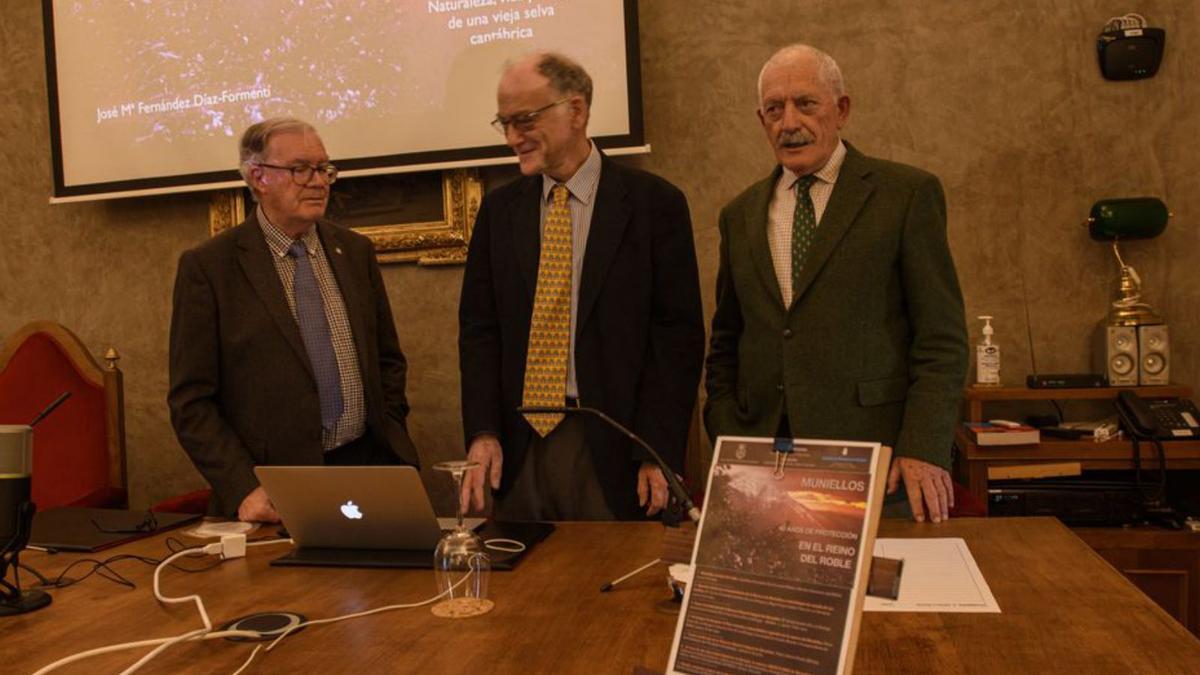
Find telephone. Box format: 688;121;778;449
1115;390;1190;530
1115;390;1200;440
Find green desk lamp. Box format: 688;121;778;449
1086;197;1171;326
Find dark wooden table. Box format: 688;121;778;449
3;518;1198;674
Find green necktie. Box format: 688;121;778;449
791;174;819;298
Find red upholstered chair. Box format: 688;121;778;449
151;488;211;515
949;480;987;518
0;321;127;509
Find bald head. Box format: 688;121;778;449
757;44;845;103
503;52;593;105
496;52;593;180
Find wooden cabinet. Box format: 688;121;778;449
1075;526;1200;636
953;385;1200;509
952;385;1200;636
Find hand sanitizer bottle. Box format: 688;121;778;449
976;316;1001;386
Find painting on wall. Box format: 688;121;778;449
209;169;482;265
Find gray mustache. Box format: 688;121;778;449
778;130;813;148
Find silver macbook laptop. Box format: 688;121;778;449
255;465;481;551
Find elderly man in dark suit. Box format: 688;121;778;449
168;117;419;522
705;44;968;523
459;53;705;521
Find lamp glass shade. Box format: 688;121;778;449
1088;197;1168;240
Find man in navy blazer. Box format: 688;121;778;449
459;53;704;520
169;118;419;521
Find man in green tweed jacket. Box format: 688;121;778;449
705;44;968;522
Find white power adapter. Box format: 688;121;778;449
220;534;247;560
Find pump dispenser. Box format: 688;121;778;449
975;316;1001;386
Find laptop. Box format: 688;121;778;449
257;466;551;569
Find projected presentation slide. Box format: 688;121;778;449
46;0;636;198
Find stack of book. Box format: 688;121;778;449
963;422;1040;446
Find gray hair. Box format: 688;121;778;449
238;117;317;184
756;44;846;103
505;52;593;106
537;52;593;106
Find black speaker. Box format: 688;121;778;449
1097;27;1165;81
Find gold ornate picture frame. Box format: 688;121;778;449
209;168;482;265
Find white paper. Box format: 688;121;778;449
864;538;1000;613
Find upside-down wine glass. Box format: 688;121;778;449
432;460;491;613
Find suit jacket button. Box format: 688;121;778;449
776;384;784;392
783;328;793;338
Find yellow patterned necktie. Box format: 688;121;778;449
522;184;573;436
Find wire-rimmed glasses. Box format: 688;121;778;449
254;162;338;185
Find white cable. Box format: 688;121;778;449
118;628;209;675
124;537;292;674
265;572;471;651
32;630;260;675
153;545;223;632
231;569;477;673
38;533;449;675
484;537;526;553
1106;13;1148;31
34;537;293;675
246;537;294;547
231;645;263;675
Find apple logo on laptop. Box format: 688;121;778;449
340;500;364;520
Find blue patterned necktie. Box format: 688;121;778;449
288;240;344;430
791;174;819;297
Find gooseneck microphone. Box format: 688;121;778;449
516;405;701;523
29;391;71;428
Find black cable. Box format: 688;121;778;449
1152;438;1169;505
1132;435;1143;498
18;562;51;586
17;542;223;592
20;556;137;590
1050;399;1065;424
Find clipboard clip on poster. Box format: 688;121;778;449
771;438;794;479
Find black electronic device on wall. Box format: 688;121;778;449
1097;14;1165;81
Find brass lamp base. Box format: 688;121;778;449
1108;304;1163;327
1107;244;1163;326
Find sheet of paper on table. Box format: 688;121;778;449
864;537;1000;613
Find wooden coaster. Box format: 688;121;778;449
431;597;495;619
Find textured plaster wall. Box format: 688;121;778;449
1;1;1196;511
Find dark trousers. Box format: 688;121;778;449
494;415;615;521
323;433;400;466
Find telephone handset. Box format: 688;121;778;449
1115;390;1200;440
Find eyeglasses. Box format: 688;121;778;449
490;97;570;134
92;510;158;535
255;161;338;185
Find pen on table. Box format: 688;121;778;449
600;558;662;592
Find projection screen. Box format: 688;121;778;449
42;0;644;202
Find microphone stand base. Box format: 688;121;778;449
654;596;681;615
0;589;50;616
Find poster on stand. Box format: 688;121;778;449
667;436;889;675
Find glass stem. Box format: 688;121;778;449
454;470;466;531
